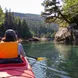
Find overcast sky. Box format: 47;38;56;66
0;0;44;15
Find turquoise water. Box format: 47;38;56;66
23;41;78;78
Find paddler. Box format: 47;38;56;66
0;29;25;64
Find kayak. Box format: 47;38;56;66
0;57;35;78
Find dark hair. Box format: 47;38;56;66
4;29;17;42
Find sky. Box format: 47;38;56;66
0;0;44;15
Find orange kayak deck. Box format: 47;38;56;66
0;57;35;78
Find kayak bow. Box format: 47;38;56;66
0;57;35;78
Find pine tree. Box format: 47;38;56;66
3;9;15;30
41;0;70;25
21;19;32;39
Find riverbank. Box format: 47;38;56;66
19;37;54;43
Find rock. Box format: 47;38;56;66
54;27;71;43
72;29;78;44
28;37;40;41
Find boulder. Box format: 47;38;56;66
54;27;71;43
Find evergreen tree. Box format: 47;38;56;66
3;9;15;30
21;19;32;39
0;6;4;36
41;0;70;26
17;18;22;38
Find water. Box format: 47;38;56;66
23;41;78;78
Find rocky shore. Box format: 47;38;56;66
54;27;78;44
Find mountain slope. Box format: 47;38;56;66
14;12;58;31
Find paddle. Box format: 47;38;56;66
27;55;46;61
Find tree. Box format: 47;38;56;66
42;0;78;44
42;0;70;25
63;0;78;28
2;9;32;39
3;9;15;30
42;0;78;28
0;6;4;25
0;6;5;36
21;19;32;39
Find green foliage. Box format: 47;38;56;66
30;31;36;37
0;9;32;39
3;9;15;30
0;7;56;39
63;0;78;24
14;13;57;38
63;0;78;10
42;0;70;26
0;6;4;26
20;19;32;39
42;0;78;27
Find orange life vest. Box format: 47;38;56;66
0;42;18;59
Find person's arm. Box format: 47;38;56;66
18;43;25;57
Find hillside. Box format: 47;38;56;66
14;12;58;31
14;12;44;21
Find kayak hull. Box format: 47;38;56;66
0;57;35;78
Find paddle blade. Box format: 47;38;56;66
37;57;46;61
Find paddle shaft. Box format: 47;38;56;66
27;55;37;60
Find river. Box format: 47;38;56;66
23;41;78;78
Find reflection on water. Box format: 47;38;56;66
54;43;71;59
23;41;78;78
